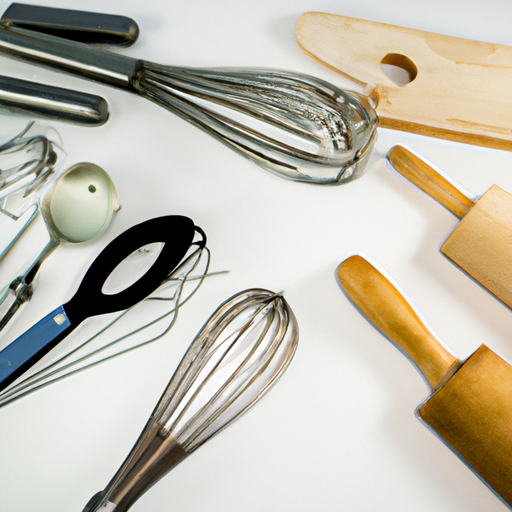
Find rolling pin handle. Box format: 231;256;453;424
336;254;457;389
386;145;475;219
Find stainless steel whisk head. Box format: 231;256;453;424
132;64;378;184
83;288;298;512
0;120;65;217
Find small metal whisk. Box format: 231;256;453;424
0;120;65;219
82;288;298;512
0;120;66;259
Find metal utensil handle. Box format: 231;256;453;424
0;237;58;333
2;3;139;46
0;23;136;89
0;74;109;125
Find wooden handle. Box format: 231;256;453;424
296;12;512;151
387;145;474;218
336;254;457;389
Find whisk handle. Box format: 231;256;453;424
0;23;137;89
81;492;106;512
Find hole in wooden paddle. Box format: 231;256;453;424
380;53;418;87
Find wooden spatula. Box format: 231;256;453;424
296;12;512;151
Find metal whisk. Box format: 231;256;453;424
0;120;66;258
0;23;378;184
0;120;64;219
82;288;298;512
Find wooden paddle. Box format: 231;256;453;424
296;12;512;151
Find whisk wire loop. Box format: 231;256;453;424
169;299;278;446
183;302;291;449
132;62;378;183
158;292;296;452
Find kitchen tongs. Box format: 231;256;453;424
0;4;378;183
0;4;140;125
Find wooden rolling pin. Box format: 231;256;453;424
296;12;512;151
336;253;512;506
387;144;512;309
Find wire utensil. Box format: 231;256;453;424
82;288;298;512
0;23;378;184
0;120;66;253
0;230;213;406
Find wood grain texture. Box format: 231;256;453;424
338;255;512;506
419;345;512;507
442;185;512;308
387;145;474;218
296;12;512;150
336;254;457;389
387;146;512;309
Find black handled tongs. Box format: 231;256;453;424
0;3;139;126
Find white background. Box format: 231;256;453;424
1;0;512;511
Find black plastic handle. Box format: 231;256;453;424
64;215;197;324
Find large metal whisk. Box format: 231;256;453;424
82;288;298;512
0;23;378;184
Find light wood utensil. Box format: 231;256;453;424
337;253;512;507
296;12;512;151
387;144;512;309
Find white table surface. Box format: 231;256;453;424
1;0;511;510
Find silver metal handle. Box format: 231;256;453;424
0;23;136;89
0;74;109;125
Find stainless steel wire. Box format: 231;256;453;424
0;232;217;407
0;120;65;220
82;288;298;512
0;24;379;184
0;120;66;263
134;64;378;184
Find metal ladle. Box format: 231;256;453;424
0;162;120;330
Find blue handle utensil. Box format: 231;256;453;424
0;215;198;392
